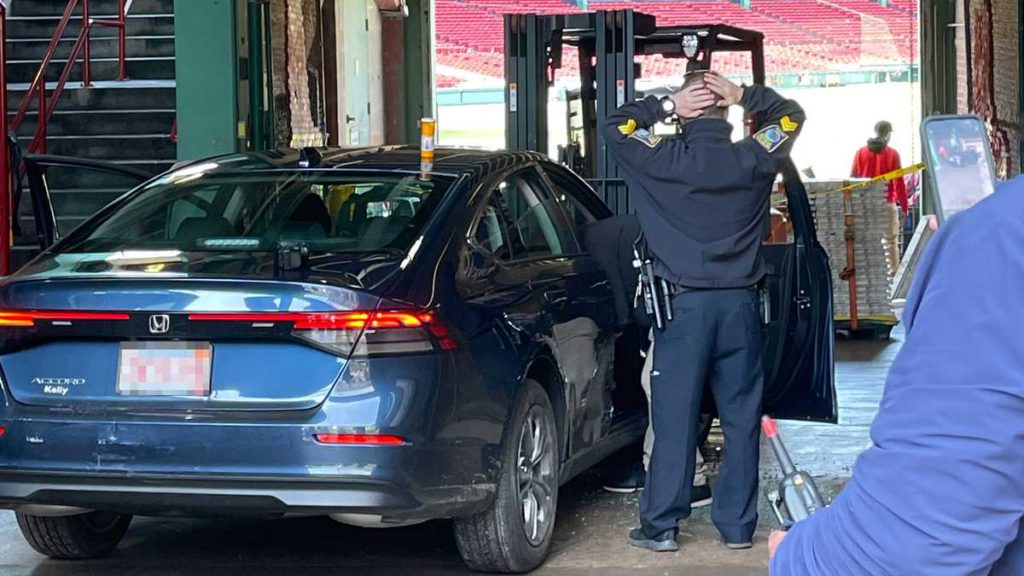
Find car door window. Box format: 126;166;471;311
544;169;599;240
38;164;150;237
472;195;514;261
491;168;577;260
765;183;795;246
14;156;149;271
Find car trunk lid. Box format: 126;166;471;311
0;277;384;412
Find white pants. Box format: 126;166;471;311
886;202;901;272
641;336;708;487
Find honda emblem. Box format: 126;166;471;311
148;314;171;334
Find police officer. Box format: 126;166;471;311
601;71;804;552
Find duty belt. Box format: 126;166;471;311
631;236;674;330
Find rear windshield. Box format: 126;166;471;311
57;170;455;255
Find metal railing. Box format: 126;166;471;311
9;0;132;155
1;2;11;275
0;0;135;273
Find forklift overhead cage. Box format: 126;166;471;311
504;9;766;214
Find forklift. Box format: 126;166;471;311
501;9;837;431
505;11;766;212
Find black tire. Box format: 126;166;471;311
454;380;560;573
16;511;132;560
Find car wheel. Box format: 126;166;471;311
454;379;559;573
15;511;132;559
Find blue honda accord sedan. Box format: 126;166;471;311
0;147;835;572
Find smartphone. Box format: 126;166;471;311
921;115;997;223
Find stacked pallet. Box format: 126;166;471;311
805;180;897;322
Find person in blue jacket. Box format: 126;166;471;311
769;178;1024;574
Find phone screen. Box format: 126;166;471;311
923;116;996;221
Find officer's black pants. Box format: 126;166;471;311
639;287;764;543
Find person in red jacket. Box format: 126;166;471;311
852;121;907;271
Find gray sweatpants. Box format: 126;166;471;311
642;336;708;487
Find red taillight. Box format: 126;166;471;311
314;433;407;446
187;310;457;355
294;311;428;330
0;425;6;438
427;321;459;351
0;311;131;327
187;311;428;330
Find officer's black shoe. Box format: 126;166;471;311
602;461;645;494
690;484;713;509
724;540;753;550
628;527;679;552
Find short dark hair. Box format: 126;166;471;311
875;120;893;138
679;71;727;120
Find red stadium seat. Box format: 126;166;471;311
435;0;918;79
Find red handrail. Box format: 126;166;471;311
9;0;82;133
29;27;91;153
0;0;132;273
0;3;11;276
12;0;132;154
93;0;129;80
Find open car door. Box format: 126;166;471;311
15;155;151;269
761;159;836;422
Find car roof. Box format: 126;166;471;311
179;146;553;180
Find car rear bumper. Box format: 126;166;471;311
0;469;496;521
0;342;506;522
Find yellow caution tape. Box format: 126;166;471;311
830;163;926;195
772;163;925;203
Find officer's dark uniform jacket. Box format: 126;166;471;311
600;85;805;289
582;214;643;328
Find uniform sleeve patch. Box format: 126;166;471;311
628;128;662;148
780;115;799;133
618;118;638;136
753;125;788;153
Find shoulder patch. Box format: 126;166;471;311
618;118;638;136
753;125;788;153
628;128;662;149
780;115;799;133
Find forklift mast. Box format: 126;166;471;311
504;9;766;215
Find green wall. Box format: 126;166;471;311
403;0;434;140
174;0;239;160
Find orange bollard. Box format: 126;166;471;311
420;117;436;180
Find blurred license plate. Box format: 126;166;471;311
117;342;212;396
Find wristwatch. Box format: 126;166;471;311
659;96;676;117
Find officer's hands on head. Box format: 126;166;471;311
669;82;717;119
704;72;744;108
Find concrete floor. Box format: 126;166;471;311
0;334;900;576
